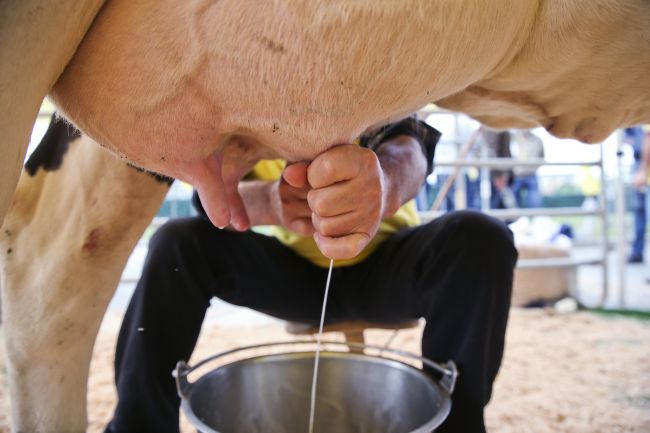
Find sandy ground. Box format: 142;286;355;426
1;309;649;433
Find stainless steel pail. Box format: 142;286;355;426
175;341;457;433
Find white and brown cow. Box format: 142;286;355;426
1;0;650;431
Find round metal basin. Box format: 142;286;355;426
175;341;457;433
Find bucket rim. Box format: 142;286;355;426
175;340;457;433
176;339;457;393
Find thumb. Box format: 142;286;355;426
283;162;309;188
314;232;370;260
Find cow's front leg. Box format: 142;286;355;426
1;127;169;432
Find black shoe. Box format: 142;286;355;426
628;253;644;264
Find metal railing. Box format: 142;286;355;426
418;108;611;306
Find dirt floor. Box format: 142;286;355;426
1;308;649;433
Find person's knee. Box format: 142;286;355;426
419;211;517;311
146;218;213;266
441;211;515;255
149;219;197;251
414;211;518;285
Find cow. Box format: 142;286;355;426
0;0;649;431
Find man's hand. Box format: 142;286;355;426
270;163;315;236
306;144;391;260
238;133;426;260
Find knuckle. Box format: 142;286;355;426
314;217;334;233
321;159;335;180
309;195;326;216
318;220;337;237
311;213;321;230
313;216;340;238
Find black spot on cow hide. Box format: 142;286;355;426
24;115;80;176
127;163;174;185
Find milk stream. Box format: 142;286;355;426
308;258;334;433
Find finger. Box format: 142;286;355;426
307;145;370;189
283;162;309;188
314;232;371;260
279;178;310;201
283;199;313;220
287;217;315;236
308;179;381;218
311;211;370;238
307;181;352;217
188;152;231;228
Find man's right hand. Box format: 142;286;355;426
270;162;315;236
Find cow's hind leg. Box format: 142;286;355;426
0;120;169;432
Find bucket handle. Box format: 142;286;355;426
174;339;458;398
174;360;193;398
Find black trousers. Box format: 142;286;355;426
105;210;517;433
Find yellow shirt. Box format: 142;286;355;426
251;160;420;268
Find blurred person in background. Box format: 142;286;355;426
432;138;459;212
631;126;650;264
480;129;517;209
510;130;545;209
628;126;648;263
465;162;482;209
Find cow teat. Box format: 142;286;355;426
180;152;233;229
178;135;278;231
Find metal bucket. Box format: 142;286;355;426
175;341;457;433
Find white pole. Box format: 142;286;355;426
598;144;609;307
454;113;467;209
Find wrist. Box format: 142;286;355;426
267;180;284;226
375;135;426;218
238;180;280;227
381;170;401;217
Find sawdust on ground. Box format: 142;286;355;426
1;309;649;433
